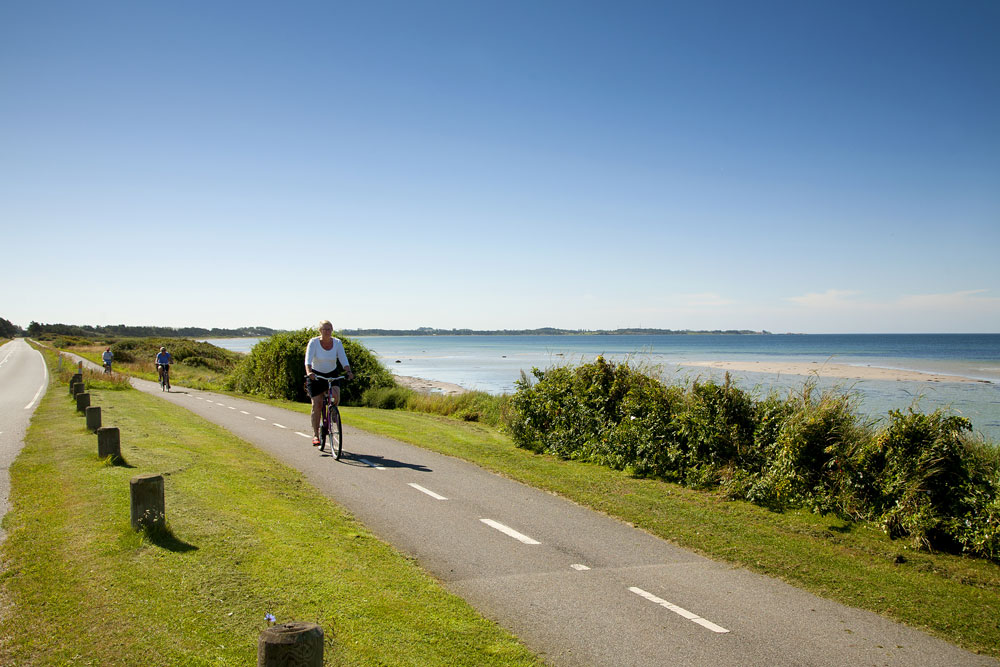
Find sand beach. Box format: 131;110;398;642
393;374;469;395
679;361;989;384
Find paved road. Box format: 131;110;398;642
0;339;48;543
65;351;997;665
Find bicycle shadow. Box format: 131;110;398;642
325;452;432;472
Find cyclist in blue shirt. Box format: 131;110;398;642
155;347;172;389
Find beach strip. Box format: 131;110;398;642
679;361;988;384
393;374;469;395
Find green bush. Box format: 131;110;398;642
742;385;869;512
505;358;1000;560
224;329;395;404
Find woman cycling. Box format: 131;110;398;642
305;320;353;446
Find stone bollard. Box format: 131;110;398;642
85;405;102;432
76;392;91;413
258;622;323;667
70;374;83;394
72;382;87;397
130;474;165;531
97;426;121;461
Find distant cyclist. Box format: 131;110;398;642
102;347;114;373
155;346;172;389
305;320;353;446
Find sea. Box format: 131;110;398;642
203;334;1000;441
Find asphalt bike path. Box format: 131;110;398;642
64;351;995;666
0;339;48;544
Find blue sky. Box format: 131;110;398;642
2;1;998;333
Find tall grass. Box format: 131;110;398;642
360;386;511;427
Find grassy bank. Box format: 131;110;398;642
0;348;538;666
72;339;238;390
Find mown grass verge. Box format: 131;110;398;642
337;406;1000;658
0;348;539;666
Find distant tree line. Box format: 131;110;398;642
341;326;770;336
24;322;281;339
1;317;24;338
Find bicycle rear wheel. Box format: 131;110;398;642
332;406;343;460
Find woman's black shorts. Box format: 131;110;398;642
307;373;343;398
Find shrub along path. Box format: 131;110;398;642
97;360;999;663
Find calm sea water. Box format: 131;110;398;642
204;334;1000;440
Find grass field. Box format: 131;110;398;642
0;348;539;666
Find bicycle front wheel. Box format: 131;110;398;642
332;406;343;460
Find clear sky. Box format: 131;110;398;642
2;1;998;333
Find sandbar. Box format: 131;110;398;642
679;361;988;384
393;374;469;395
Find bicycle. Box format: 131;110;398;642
103;361;112;374
157;363;171;392
317;375;345;459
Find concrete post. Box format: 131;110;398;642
258;622;323;666
85;405;102;432
70;373;83;394
96;426;121;461
130;474;165;531
76;392;90;413
72;382;87;397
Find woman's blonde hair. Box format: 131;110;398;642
319;320;333;329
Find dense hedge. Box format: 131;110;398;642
224;329;395;405
506;357;1000;560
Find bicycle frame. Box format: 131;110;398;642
319;375;345;459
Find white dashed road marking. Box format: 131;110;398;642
480;519;540;545
255;416;266;421
408;483;448;500
295;432;311;438
240;410;250;415
357;458;386;470
24;384;45;410
570;564;591;571
629;587;729;634
273;423;286;429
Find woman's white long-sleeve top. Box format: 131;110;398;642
305;336;350;374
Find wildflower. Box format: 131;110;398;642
265;613;276;623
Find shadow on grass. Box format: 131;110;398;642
101;455;136;469
143;526;199;553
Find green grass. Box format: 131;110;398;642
0;348;539;666
338;406;1000;658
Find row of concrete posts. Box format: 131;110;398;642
67;359;323;665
